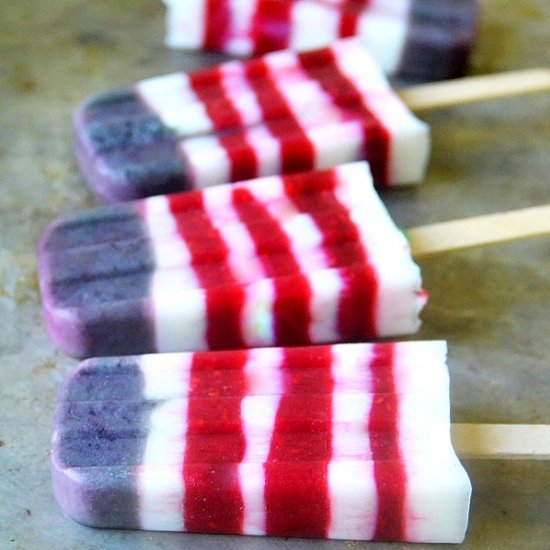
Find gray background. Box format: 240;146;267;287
1;1;549;548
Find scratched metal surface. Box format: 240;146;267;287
1;1;549;548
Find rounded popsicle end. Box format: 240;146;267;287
73;91;190;203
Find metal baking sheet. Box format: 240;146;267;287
1;1;549;548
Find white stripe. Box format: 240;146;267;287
331;161;374;207
248;187;326;272
328;460;377;540
356;0;411;75
274;86;344;128
151;272;208;352
141;194;186;244
242;175;289;210
145;194;210;352
280;214;325;270
393;341;449;395
245;54;365;175
397;378;471;542
331;39;430;185
164;0;206;49
241;278;275;347
241;180;327;272
241;395;281;461
264;53;355;149
243;124;282;177
224;0;256;54
139;394;189;530
331;341;450;395
262;48;300;72
289;1;340;51
240;386;281;535
200;181;235;214
180;134;232;188
307;269;343;343
239;463;267;535
365;91;430;185
333;165;424;337
140;352;193;400
144;189;261;276
331;38;390;91
404;456;472;543
220;64;263;127
218;222;265;283
137;72;213;136
398;393;453;461
213;107;363;176
270;79;343;117
331;393;373;460
141;198;196;276
307;120;365;169
151;236;194;271
243;346;285;396
331;342;375;392
202;190;265;284
370;252;423;337
248;175;336;344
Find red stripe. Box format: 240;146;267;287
168;195;246;349
231;187;312;345
298;48;391;185
203;0;230;50
190;349;249;396
244;58;316;174
280;166;338;196
183;351;247;534
337;265;379;339
338;0;373;37
230;187;300;278
251;0;293;54
278;345;335;393
188;65;259;181
165;188;204;213
286;169;378;338
286;168;367;267
264;346;334;537
368;343;407;540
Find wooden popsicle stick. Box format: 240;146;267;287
451;424;550;460
407;204;550;258
398;68;550;111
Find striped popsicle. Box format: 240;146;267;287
52;340;472;542
164;0;478;82
75;38;429;202
38;162;425;358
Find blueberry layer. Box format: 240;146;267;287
57;401;154;467
39;204;142;251
399;0;478;82
74;89;189;202
61;357;145;402
53;362;147;528
45;238;155;284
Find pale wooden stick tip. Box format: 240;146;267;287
399;68;550;111
407;205;550;258
452;424;550;460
